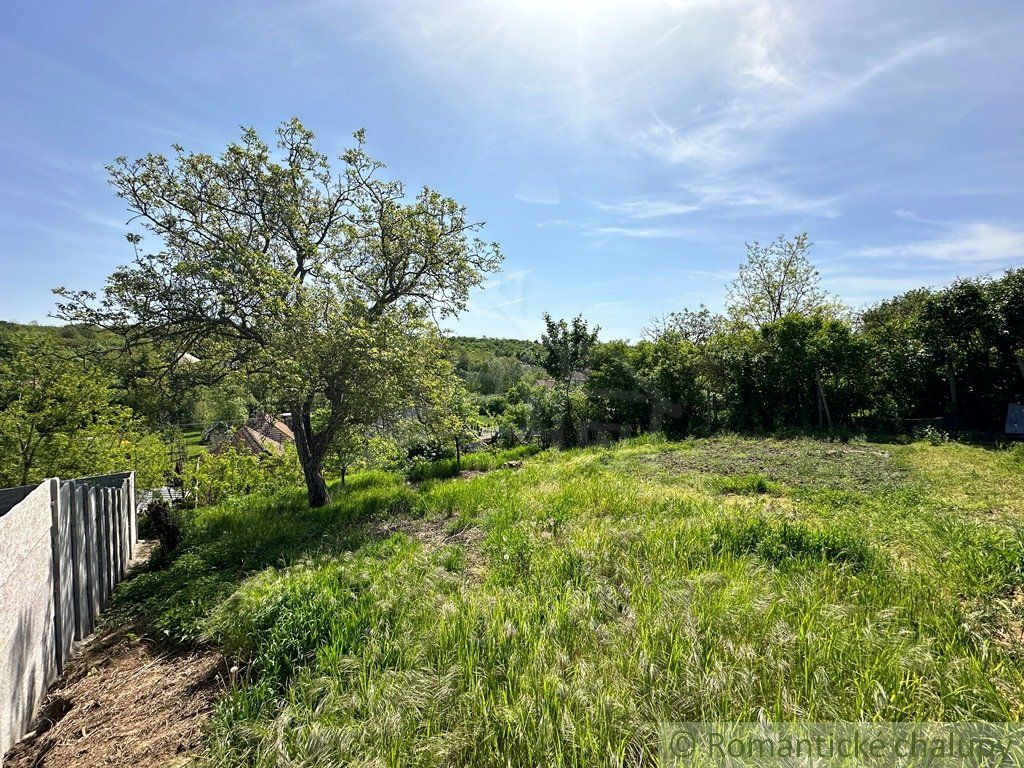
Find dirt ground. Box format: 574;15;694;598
373;513;487;578
4;544;227;768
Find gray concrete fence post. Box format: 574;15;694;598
127;471;137;559
85;486;100;628
70;483;89;640
48;478;76;672
111;488;121;585
96;488;109;610
103;488;113;601
119;481;129;576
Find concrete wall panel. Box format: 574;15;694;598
0;482;57;760
51;480;75;670
85;489;100;625
1;473;138;763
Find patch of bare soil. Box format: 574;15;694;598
374;515;487;577
4;543;227;768
988;586;1024;656
5;633;224;768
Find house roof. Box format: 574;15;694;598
213;414;295;455
535;371;590;390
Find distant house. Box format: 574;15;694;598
535;371;589;391
138;485;184;510
212;413;295;455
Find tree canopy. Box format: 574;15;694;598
56;119;501;506
726;233;837;327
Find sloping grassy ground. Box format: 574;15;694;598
113;437;1024;767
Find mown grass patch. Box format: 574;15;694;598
625;434;908;493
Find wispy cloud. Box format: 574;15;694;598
633;21;958;171
589;225;697;239
683;179;844;217
818;272;952;308
594;199;700;218
593;179;843;221
859;222;1024;265
535;219;698;239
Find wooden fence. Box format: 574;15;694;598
0;471;137;763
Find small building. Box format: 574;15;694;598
212;413;295;455
535;371;589;391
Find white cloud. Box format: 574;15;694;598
683;179;843;217
594;199;700;218
535;219;697;239
821;273;947;297
593;179;842;220
588;225;697;239
481;269;532;291
859;222;1024;265
515;173;561;205
632;1;958;171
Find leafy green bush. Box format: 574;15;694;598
183;445;303;505
914;424;951;445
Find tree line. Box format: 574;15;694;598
492;236;1023;446
7;119;1019;509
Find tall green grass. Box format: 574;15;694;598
116;438;1024;766
407;444;542;482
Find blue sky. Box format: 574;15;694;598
2;0;1022;340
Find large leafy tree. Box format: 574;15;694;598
56;119;501;507
584;341;653;438
726;233;837;327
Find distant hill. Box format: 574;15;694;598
448;335;543;367
0;320;119;350
2;323;542;364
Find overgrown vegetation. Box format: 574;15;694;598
55;119;502;508
108;437;1024;766
0;328;170;487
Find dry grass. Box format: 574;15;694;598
4;626;225;768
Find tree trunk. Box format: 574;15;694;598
562;378;577;447
816;372;832;430
816;377;823;428
292;400;331;508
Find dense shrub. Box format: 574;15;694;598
183;446;303;505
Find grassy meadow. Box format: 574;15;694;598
114;437;1024;767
